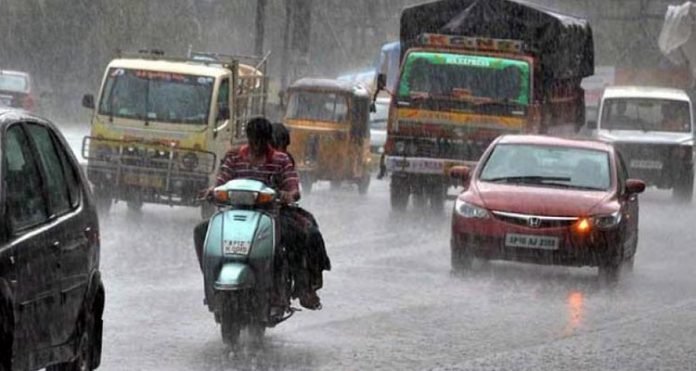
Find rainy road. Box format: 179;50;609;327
61;125;696;370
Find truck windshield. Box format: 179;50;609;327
601;98;692;133
286;91;349;123
397;51;530;106
98;68;214;125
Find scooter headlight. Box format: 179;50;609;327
454;199;489;219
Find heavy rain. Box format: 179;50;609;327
2;0;696;370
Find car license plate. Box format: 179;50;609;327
223;240;251;255
630;159;663;170
505;233;559;250
122;173;164;188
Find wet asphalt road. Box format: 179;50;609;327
61;126;696;370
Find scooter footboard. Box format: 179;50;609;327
215;263;256;291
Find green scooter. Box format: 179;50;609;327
202;179;294;345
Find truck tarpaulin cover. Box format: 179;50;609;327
658;2;696;80
400;0;594;80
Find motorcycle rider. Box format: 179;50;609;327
194;117;322;309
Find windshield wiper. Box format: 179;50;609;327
484;176;572;184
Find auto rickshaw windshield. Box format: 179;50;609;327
286;91;349;123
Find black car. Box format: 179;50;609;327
0;109;104;371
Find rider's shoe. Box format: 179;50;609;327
299;290;322;310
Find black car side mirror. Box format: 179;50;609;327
82;94;95;109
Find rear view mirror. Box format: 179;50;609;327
82;94;95;109
449;166;471;182
625;179;646;194
376;73;387;91
217;106;230;121
587;120;597;130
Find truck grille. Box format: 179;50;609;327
393;137;493;161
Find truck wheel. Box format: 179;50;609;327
127;200;143;212
390;177;409;211
0;298;12;371
673;167;694;202
428;184;446;212
220;294;242;346
358;173;371;195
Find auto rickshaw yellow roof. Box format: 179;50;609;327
288;78;371;98
107;58;231;78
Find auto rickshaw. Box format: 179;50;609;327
284;78;372;194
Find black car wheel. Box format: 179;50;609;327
0;298;12;371
46;308;96;371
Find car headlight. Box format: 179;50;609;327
454;199;489;219
592;210;622;229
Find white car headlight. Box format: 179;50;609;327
454;199;489;219
592;210;622;229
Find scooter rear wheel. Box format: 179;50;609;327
220;294;242;346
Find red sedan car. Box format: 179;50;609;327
450;135;646;280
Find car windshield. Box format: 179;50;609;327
98;68;214;125
480;143;612;191
0;74;28;92
601;98;692;132
397;51;530;106
286;91;349;123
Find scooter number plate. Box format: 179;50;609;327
223;240;251;255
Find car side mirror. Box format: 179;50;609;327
587;120;597;130
625;179;646;194
217;106;230;121
449;166;471;182
82;94;95;109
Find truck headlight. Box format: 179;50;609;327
592;210;622;229
394;141;406;155
454;199;489;219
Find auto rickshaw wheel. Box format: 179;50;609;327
301;177;313;194
358;173;371;195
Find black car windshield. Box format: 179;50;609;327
98;68;214;125
480;143;612;191
601;98;692;132
0;74;28;92
286;91;349;123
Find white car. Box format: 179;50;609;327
369;97;389;153
591;85;695;201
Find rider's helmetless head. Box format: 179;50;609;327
246;117;274;156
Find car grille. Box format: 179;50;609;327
491;211;578;229
612;142;676;176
